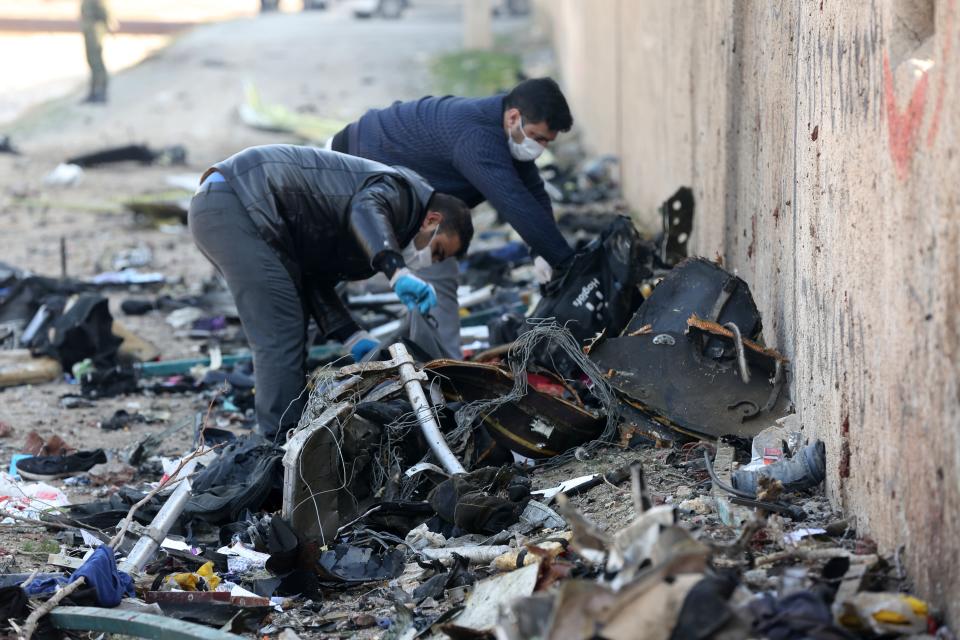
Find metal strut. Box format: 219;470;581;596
389;343;466;475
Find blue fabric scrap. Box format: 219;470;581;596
70;546;135;607
23;576;68;598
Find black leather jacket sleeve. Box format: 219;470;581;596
347;176;409;270
304;283;359;342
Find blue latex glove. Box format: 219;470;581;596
345;330;380;362
392;270;437;315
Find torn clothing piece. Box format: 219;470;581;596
0;586;27;620
65;143;186;168
428;467;530;535
28;548;135;607
0;584;58;640
747;592;855;640
0;274;85;328
316;544;405;583
71;546;136;607
263;516;301;576
79;365;139;399
185;451;283;525
33;294;123;370
731;441;827;497
346;501;438;538
192;434;281;492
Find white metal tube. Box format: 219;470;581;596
420;545;512;564
118;477;193;574
389;343;465;475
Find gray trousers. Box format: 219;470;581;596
408;258;462;360
188;182;308;441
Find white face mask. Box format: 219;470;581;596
508;116;545;162
402;225;438;271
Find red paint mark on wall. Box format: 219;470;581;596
883;52;929;181
839;414;851;479
884;0;956;170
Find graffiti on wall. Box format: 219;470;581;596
883;0;954;180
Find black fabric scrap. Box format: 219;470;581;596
120;299;156;315
412;554;474;602
748;592;855;640
0;585;27;620
183;453;282;525
99;409;145;431
0;584;59;640
428;467;530;535
80;366;139;399
264;516;300;575
36;294;122;369
669;573;738;640
191;434;280;492
316;544;405;583
354;501;436;538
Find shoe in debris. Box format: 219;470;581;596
16;449;107;481
732;440;826;497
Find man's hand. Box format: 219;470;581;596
345;330;380;362
390;268;437;314
533;256;553;284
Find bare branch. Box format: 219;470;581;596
107;445;217;550
19;577;86;640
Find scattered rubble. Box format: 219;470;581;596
0;172;949;640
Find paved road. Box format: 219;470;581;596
0;18;196;34
4;0;496;157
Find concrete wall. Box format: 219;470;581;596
539;0;960;621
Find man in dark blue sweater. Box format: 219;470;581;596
331;78;575;356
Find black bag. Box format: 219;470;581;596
34;294;123;369
526;216;652;377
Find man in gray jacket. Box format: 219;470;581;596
189;145;473;440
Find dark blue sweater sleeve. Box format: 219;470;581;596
516;160;555;217
452;130;574;266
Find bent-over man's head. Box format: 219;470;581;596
502;77;574;161
412;193;474;262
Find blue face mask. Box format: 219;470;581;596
508;116;545;162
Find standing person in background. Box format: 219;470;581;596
80;0;112;103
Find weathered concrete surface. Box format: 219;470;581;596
544;0;620;159
538;0;960;622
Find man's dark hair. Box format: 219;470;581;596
429;193;474;258
504;77;574;132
